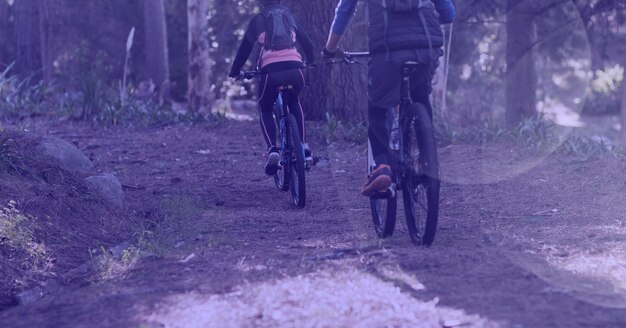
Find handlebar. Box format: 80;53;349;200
239;71;257;80
236;64;316;80
331;51;371;65
344;51;370;58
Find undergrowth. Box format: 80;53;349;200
0;59;207;127
311;110;623;161
310;112;368;145
0;136;23;174
0;201;54;277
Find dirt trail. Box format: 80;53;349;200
1;119;625;327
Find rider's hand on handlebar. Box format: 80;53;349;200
228;70;244;80
322;47;345;62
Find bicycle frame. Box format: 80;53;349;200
273;90;301;170
362;58;428;195
239;69;308;207
335;51;440;245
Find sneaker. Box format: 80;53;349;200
264;147;280;175
361;164;392;197
304;143;313;170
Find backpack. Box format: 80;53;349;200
259;6;296;51
377;0;430;13
367;0;438;55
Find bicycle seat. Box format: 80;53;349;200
403;61;421;67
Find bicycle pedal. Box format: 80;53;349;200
370;185;396;199
305;159;313;171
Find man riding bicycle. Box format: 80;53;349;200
323;0;455;196
229;0;315;175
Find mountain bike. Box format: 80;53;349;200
339;52;440;246
240;71;307;207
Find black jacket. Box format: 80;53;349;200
230;5;315;75
367;1;444;53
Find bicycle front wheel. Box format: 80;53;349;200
286;113;306;207
402;103;440;246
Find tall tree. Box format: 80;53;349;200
164;0;189;101
187;0;212;112
37;1;140;85
13;0;42;80
144;0;171;102
622;56;626;141
505;0;537;126
0;0;11;69
284;1;368;122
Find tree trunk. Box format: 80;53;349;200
505;0;537;127
621;56;626;143
35;1;138;85
144;0;170;102
433;24;452;116
284;1;368;122
13;0;42;81
0;0;11;70
187;0;212;113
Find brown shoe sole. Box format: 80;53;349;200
361;175;392;197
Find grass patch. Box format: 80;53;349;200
95;244;141;281
0;201;54;277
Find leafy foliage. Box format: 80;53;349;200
582;65;624;115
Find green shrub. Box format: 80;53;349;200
0;63;54;119
0;201;53;272
582;65;624;115
513;115;556;148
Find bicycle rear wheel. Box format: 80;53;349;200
273;153;289;191
274;117;289;191
370;192;397;238
286;113;306;207
369;138;397;238
401;103;440;246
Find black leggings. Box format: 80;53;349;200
369;63;434;166
257;68;307;149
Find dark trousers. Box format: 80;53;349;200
368;62;436;166
257;68;307;149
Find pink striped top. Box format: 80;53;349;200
257;32;303;68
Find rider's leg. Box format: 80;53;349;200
258;73;281;175
368;104;390;166
279;68;313;165
257;73;281;148
362;103;392;196
279;68;306;144
409;63;436;118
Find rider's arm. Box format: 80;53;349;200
434;0;456;24
229;16;259;77
325;0;358;51
294;18;316;64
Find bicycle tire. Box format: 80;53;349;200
370;192;397;238
274;114;289;191
286;113;306;207
401;103;440;246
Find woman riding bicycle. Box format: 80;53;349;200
229;0;315;175
323;0;455;196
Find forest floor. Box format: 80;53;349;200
1;117;626;327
